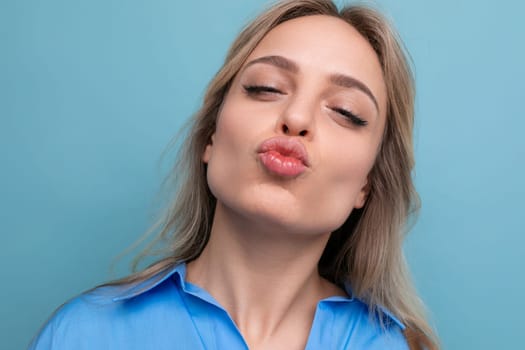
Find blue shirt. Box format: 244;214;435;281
29;264;408;349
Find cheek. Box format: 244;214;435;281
309;138;378;227
322;127;377;187
214;97;262;149
332;152;372;190
204;103;261;199
205;126;239;194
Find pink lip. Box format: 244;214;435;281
257;137;309;178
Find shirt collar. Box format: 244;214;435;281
111;263;185;302
110;263;404;330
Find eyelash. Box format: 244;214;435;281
331;107;368;127
242;85;367;127
243;84;283;95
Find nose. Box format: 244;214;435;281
276;95;316;139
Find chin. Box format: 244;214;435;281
233;200;341;238
209;177;353;236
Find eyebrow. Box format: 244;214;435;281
244;55;380;113
329;74;379;112
244;55;299;73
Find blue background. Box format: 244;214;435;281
2;0;524;348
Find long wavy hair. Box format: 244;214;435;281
109;1;439;349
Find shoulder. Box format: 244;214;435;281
317;297;409;350
28;265;191;350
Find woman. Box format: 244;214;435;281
30;0;439;349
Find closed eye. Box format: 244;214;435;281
331;107;368;127
243;85;284;95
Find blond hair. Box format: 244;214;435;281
111;1;439;348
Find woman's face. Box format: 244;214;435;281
203;15;387;235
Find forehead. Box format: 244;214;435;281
245;15;387;113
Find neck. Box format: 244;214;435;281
186;202;345;347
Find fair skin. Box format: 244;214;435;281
187;15;387;350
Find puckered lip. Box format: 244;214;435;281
256;136;310;167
